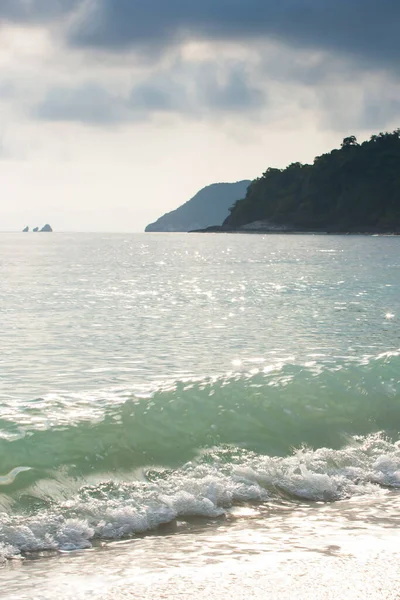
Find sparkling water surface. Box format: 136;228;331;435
1;232;398;402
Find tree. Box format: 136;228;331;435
341;135;358;148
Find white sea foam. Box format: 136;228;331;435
1;434;400;563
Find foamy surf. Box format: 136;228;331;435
1;351;400;562
1;432;400;562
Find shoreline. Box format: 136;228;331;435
189;228;400;235
2;493;400;599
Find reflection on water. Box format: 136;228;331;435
1;233;399;404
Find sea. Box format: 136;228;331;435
0;232;400;599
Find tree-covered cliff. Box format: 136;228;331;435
145;181;251;232
224;131;400;232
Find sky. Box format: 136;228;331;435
0;0;399;232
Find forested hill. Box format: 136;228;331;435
223;130;400;233
145;181;250;232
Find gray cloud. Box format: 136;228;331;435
130;61;265;114
34;84;129;125
68;0;400;73
0;0;78;22
31;50;400;132
2;1;397;76
199;66;265;111
317;83;400;132
5;0;400;133
35;60;267;125
361;97;400;130
129;81;186;113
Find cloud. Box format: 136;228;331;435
0;0;78;23
28;48;400;133
129;80;187;114
0;80;15;99
361;96;400;130
68;0;400;74
130;60;266;114
34;83;129;125
2;1;400;135
316;76;400;132
2;1;397;76
199;65;265;111
34;59;267;125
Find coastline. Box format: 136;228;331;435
189;227;400;235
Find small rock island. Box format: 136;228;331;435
24;224;53;232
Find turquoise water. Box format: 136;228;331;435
0;232;399;565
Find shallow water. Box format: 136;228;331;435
0;232;399;597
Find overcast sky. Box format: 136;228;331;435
0;0;399;231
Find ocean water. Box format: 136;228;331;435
0;232;400;599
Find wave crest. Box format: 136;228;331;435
1;433;400;562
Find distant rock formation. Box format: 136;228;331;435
145;181;251;232
27;224;53;232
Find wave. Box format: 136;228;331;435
1;352;400;561
1;352;400;486
1;433;400;561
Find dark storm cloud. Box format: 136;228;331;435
2;1;399;76
9;0;400;131
68;0;400;71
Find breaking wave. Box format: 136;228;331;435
1;352;400;562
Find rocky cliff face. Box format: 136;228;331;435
145;181;251;232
